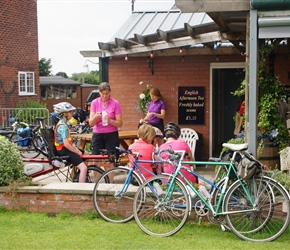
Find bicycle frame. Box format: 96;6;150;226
114;147;163;196
23;154;109;182
154;151;256;217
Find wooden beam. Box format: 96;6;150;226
175;0;250;13
157;29;169;42
95;31;223;57
134;34;147;45
221;31;247;41
208;12;229;32
184;23;196;37
115;38;129;49
98;42;117;51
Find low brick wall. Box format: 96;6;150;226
0;183;97;215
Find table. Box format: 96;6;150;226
71;130;138;150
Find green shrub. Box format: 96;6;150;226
15;100;48;123
0;137;30;186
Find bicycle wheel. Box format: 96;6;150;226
223;175;290;242
18;138;41;158
93;166;143;223
133;174;190;237
73;165;105;183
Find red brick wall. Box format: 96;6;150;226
108;54;244;158
0;0;39;108
108;51;290;159
0;191;95;215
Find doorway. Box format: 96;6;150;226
210;63;245;156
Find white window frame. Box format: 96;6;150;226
18;71;35;95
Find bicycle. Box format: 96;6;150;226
133;144;290;242
22;126;115;183
92;146;163;223
0;117;48;158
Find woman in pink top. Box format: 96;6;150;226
159;122;197;184
128;124;156;180
89;82;122;171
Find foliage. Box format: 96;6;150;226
14;100;48;124
136;81;151;115
56;72;68;78
70;71;100;85
257;46;288;148
271;169;290;191
233;44;289;149
39;57;52;76
0;138;30;186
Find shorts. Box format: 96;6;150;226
91;131;120;157
57;147;84;166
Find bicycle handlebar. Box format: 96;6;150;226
115;146;142;157
157;148;179;164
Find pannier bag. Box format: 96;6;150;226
237;155;263;180
17;127;30;146
73;107;86;123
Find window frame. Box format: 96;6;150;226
18;71;35;96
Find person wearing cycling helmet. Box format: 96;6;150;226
159;122;197;184
53;102;88;183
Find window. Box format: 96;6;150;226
40;85;77;100
18;72;35;95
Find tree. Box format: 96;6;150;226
39;58;52;76
70;71;99;85
56;72;68;78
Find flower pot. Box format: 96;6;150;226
259;141;280;170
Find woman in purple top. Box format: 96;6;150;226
89;82;122;171
140;87;166;134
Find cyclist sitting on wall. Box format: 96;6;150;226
53;102;88;183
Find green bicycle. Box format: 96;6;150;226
133;144;290;242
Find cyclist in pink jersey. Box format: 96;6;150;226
89;82;122;171
159;122;197;184
128;124;156;180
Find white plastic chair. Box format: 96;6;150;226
179;128;199;167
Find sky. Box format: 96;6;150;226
37;0;175;76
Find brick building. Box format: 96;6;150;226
0;1;39;108
81;8;290;159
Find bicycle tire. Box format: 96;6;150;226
73;165;105;183
93;166;143;223
223;175;290;242
133;174;190;237
18;138;41;158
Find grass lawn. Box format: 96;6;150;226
0;207;289;250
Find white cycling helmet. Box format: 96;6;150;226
53;102;76;114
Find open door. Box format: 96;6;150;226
211;66;245;156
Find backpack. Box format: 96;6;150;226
73;107;86;123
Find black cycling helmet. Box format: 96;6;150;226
164;122;181;139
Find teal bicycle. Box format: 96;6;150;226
133;144;290;242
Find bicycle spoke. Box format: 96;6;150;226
223;176;290;242
133;174;190;237
93;167;142;223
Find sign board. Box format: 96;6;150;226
178;86;205;125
